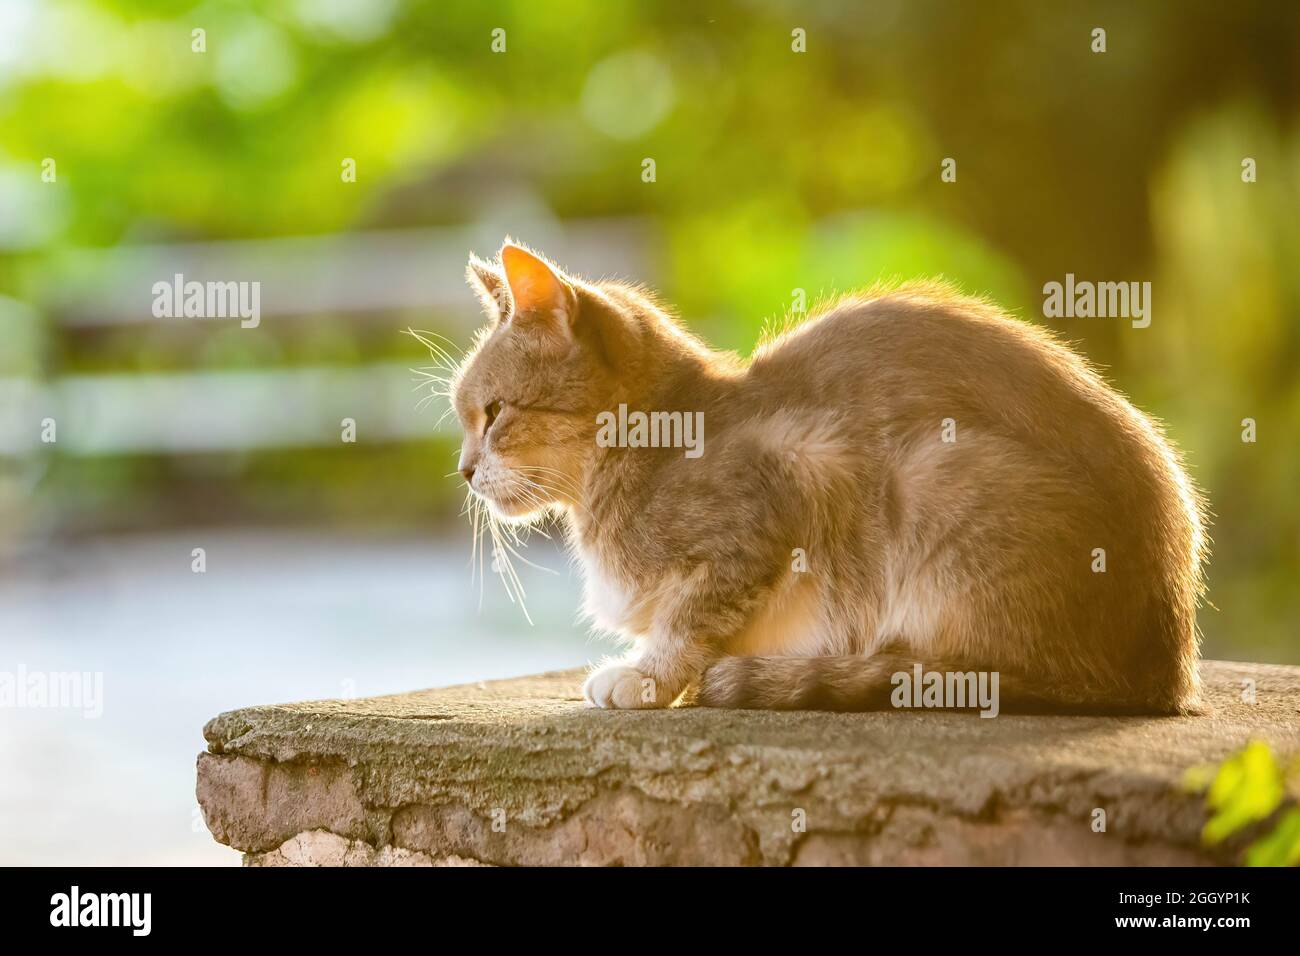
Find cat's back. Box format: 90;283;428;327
739;283;1204;537
740;282;1202;566
744;283;1136;453
748;283;1073;398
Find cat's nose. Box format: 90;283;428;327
458;445;478;484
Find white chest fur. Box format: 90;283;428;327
579;540;672;638
582;565;629;630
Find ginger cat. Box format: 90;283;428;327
447;241;1206;713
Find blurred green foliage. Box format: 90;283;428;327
1185;740;1300;866
0;0;1297;661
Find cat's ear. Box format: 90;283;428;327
499;242;577;334
465;253;510;321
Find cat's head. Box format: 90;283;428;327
449;242;629;521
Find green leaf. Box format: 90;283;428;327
1245;808;1300;867
1202;740;1285;845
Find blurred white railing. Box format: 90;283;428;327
43;218;652;326
3;217;653;456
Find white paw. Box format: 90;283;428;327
583;663;661;709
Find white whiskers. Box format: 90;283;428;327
407;327;569;625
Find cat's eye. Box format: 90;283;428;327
483;400;503;433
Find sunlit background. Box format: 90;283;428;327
1;0;1297;864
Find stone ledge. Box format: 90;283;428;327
196;661;1300;866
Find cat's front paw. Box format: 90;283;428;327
583;662;663;709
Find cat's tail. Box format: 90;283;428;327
695;649;1197;716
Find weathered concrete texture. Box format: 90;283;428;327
246;830;486;867
197;661;1300;866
